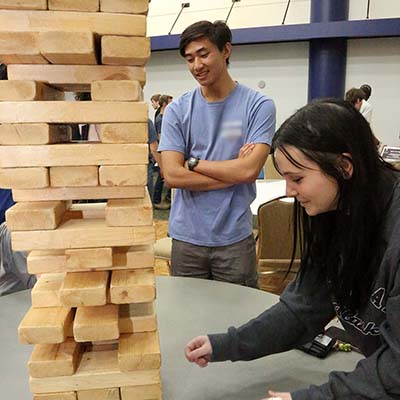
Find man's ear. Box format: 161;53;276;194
340;153;354;179
223;42;232;60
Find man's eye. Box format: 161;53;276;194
201;53;208;58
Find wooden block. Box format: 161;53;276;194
100;0;148;14
50;166;99;187
12;185;145;202
39;31;97;65
91;80;142;102
34;393;77;400
28;250;66;274
119;302;157;334
7;65;146;92
6;201;66;231
74;304;119;342
0;167;48;189
102;36;150;66
105;190;152;227
0;81;64;101
18;306;73;344
29;338;81;378
0;31;47;64
65;202;106;221
0;101;148;124
0;143;148;167
66;247;112;269
30;349;161;393
98;123;147;144
0;10;146;36
120;384;161;400
99;165;147;186
0;0;46;11
77;388;120;400
0;124;71;145
11;219;155;251
118;332;160;371
49;0;100;12
60;271;109;307
31;273;65;308
110;270;155;304
113;245;154;270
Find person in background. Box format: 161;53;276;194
345;87;366;111
0;222;35;296
360;83;373;123
147;118;161;201
167;95;174;104
150;93;161;125
158;20;276;287
185;98;400;400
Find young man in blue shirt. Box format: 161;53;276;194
158;20;276;287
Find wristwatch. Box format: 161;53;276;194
187;156;200;171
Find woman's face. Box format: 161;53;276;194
275;145;340;216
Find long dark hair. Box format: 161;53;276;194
272;98;398;310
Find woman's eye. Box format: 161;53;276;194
293;177;303;183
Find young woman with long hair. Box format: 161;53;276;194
184;99;400;400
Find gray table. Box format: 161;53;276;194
0;276;362;399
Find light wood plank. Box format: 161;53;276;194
105;190;152;227
29;338;81;378
31;273;65;308
50;166;98;187
119;302;157;334
98;123;147;144
120;384;161;400
11;218;156;251
0;31;47;64
0;0;47;10
74;304;119;342
113;245;154;270
0;10;146;36
99;165;147;186
34;393;77;400
0;101;148;123
0;167;48;189
100;0;148;14
39;31;97;65
64;202;106;221
118;332;160;371
60;271;109;307
91;80;142;102
6;201;66;231
18;306;73;344
0;143;148;167
49;0;99;12
7;64;146;91
102;36;150;66
28;250;66;274
12;185;145;202
110;270;155;304
0;123;71;145
0;81;64;101
30;349;160;393
77;388;120;400
66;247;112;269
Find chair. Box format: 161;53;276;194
256;197;300;295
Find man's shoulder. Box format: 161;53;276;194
236;83;272;101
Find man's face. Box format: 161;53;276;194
151;99;159;109
184;38;230;87
355;98;363;111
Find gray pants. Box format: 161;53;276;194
171;235;258;288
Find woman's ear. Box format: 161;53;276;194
340;153;354;179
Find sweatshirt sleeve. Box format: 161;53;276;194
292;267;400;400
209;267;335;362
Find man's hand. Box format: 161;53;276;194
184;335;213;368
262;391;292;400
238;143;255;159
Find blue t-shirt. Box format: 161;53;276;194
158;83;276;246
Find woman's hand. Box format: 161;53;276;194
238;143;255;159
184;335;212;368
261;390;292;400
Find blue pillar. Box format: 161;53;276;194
308;0;349;102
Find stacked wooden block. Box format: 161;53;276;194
0;1;162;399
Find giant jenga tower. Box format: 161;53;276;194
0;1;162;399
